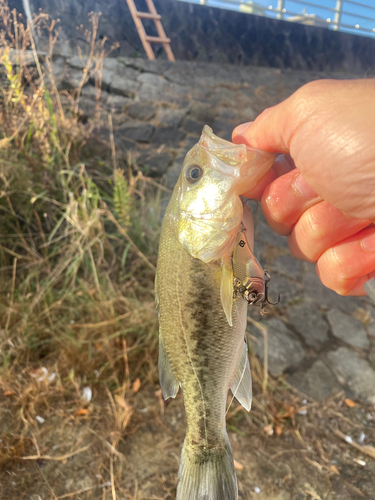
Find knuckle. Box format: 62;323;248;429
292;211;324;261
303;210;324;242
287;232;314;262
317;247;348;293
295;79;334;99
291;80;337;122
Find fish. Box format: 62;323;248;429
155;126;277;500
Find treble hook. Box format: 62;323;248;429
262;269;280;305
264;280;280;306
242;197;259;214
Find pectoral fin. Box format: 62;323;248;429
231;341;252;411
220;253;234;327
158;336;179;400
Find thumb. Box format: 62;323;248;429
232;103;294;154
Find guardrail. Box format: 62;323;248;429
178;0;375;38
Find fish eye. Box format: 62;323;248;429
185;164;203;184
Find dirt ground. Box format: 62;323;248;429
2;357;375;500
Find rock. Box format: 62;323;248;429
368;321;375;338
164;64;197;86
139;83;170;102
191;85;214;103
250;318;305;376
138;151;173;177
191;66;232;87
287;360;342;400
166;156;184;188
183;136;200;151
211;119;234;134
67;55;88;69
289;302;329;348
188;101;217;125
60;68;88;90
327;309;369;349
327;347;375;403
116;121;154;143
78;97;97;117
52;39;74;58
211;119;233;139
167;83;191;101
69;58;140;93
137;73;169;102
301;266;365;313
271;254;304;281
138;73;168;87
107;94;130;113
81;85;107;101
365;307;375;337
116;65;142;81
152;127;185;148
120;57;172;75
102;58;120;72
218;107;237;121
181;118;205;135
158;108;187;128
127;102;156;121
369;346;375;367
214;129;232;141
267;272;304;304
101;68;115;89
111;76;140;96
239;105;257;121
254;213;289;250
81;135;111;160
212;88;237;106
51;57;66;85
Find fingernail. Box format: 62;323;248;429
362;233;375;252
293;173;318;199
233;121;253;137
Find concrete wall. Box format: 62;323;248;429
11;0;375;73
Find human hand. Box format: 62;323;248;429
232;79;375;296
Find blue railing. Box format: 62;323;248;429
177;0;375;38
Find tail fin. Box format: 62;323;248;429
176;435;237;500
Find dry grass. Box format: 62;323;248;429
0;3;161;492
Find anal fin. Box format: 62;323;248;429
231;342;252;411
159;336;179;400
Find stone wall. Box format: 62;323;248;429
48;52;375;404
10;0;375;74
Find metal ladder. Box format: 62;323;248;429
125;0;175;62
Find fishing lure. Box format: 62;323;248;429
233;221;280;314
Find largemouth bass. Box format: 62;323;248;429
156;126;277;500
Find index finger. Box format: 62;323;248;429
240;154;295;200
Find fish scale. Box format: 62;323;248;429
157;211;244;498
159;214;246;435
155;126;277;499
